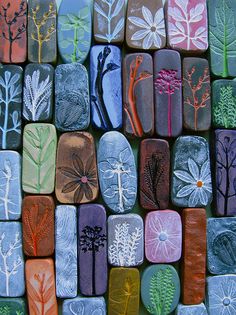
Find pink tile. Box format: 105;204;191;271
167;0;208;52
145;210;182;263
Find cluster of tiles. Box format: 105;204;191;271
0;0;236;315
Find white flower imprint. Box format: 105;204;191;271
128;6;165;49
174;158;212;206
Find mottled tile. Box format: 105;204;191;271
63;296;106;315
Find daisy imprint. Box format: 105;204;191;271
126;0;166;49
172;136;212;207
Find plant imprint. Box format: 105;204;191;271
124;55;152;137
29;3;56;63
0;306;24;315
109;276;139;315
0;159;20;220
27;272;55;315
128;6;165;49
214;85;236;128
58;153;97;203
23;203;53;256
23;70;52;121
174;157;212;207
216;133;236;216
147;267;175;315
184;66;210;130
208;277;236;314
99;148;136;213
141;153;165;209
0;1;27;62
168;0;207;50
94;0;124;42
23;125;56;193
212;231;236;267
146;214;181;261
91;46;119;130
155;69;181;137
80;226;106;295
209;0;236;77
58;7;90;63
109;222;142;266
0;71;21;149
68;301;105;315
0;232;23;296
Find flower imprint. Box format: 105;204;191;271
174;158;212;206
145;211;182;263
58;153;97;203
209;277;236;314
128;6;165;49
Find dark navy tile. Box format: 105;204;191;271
97;131;137;213
90;45;122;131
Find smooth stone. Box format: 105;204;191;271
123;53;154;138
0;151;22;221
0;298;27;315
22;196;54;257
141;264;180;315
97;131;137;214
183;58;211;131
93;0;125;44
109;268;140;315
176;303;207;315
182;208;206;305
145;210;182;263
206;275;236;315
78;204;107;296
55;205;77;298
207;217;236;274
126;0;166;50
215;130;236;216
56;132;99;204
212;80;236;129
63;296;106;315
25;259;58;314
171;136;212;208
22;123;57;194
139;139;170;210
0;0;27;63
90;45;122;131
0;65;23;150
58;0;91;64
167;0;208;52
55;63;90;132
208;0;236;77
23;64;54;122
28;0;57;63
108;214;143;267
0;222;25;297
154;49;182;137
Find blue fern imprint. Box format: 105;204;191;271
94;0;125;42
99;147;136;213
55;206;77;298
109;222;142;266
23;70;52;121
0;71;21;149
0;231;23;296
0;159;20;220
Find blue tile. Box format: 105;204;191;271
0;151;22;220
176;303;207;315
0;222;25;297
55;205;77;298
207;217;236;274
97;131;137;213
55;63;90;131
206;275;236;315
90;45;122;131
63;296;106;315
